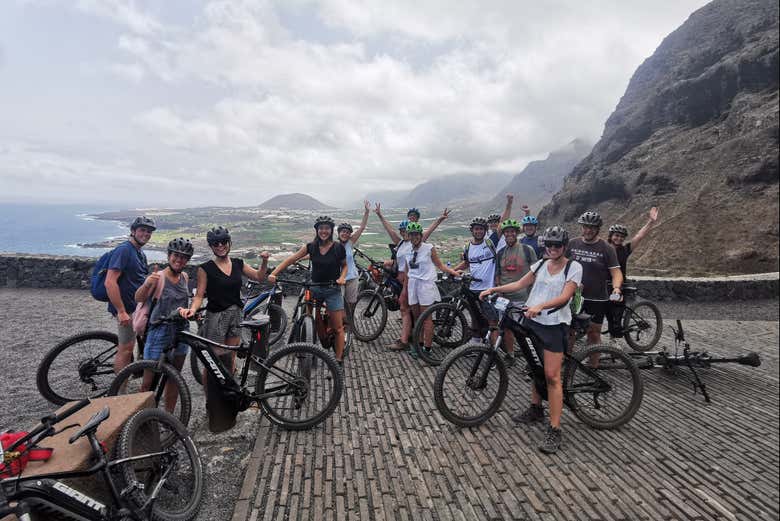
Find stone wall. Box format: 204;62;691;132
0;254;777;301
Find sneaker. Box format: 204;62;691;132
409;346;419;359
421;345;432;355
388;341;409;351
539;425;562;454
505;354;516;368
511;404;544;424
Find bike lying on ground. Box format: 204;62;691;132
434;296;644;429
630;319;761;403
0;399;203;521
108;311;343;431
349;248;404;342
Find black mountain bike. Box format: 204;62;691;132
611;285;663;351
108;312;343;431
410;275;489;366
434;296;644;429
0;399;202;521
349;248;404;342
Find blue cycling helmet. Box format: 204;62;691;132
398;219;410;230
522;215;539;226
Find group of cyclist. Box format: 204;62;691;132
103;200;659;448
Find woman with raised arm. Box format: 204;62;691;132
607;206;659;278
268;216;348;365
338;200;371;327
480;226;583;455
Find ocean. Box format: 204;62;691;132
0;203;167;260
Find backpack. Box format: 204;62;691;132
532;259;582;315
463;238;496;264
131;271;188;336
90;250;114;302
1;431;53;478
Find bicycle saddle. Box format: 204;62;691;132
240;317;270;329
68;407;110;444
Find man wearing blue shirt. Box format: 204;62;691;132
105;216;156;373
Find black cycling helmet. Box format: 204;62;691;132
314;216;335;230
130;216;156;231
337;222;353;233
407;207;420;218
577;211;603;228
609;224;629;237
469;217;488;229
487;213;501;223
167;237;194;257
542;226;569;246
207;226;231;245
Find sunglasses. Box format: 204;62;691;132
211;240;229;247
545;243;564;249
408;250;419;270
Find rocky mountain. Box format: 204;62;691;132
405;172;513;207
489;139;592;213
362;190;408;208
540;0;779;276
258;193;334;211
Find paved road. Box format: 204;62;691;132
1;289;777;520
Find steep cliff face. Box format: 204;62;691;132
489;139;592;212
540;0;779;276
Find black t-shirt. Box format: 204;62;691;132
566;238;620;301
614;242;632;277
306;242;346;283
201;258;245;312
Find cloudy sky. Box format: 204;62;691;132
1;0;709;208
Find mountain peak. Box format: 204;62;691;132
258;193;334;211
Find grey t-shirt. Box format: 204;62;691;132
150;274;189;325
495;242;537;301
566;238;620;301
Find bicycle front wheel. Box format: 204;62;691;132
622;301;663;352
351;290;388;342
254;342;343;430
433;344;508;427
412;302;469;366
115;408;203;521
36;330;120;405
108;360;192;428
564;344;644;430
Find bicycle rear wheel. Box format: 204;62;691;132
351;290;388;342
564;344;644;430
108;359;192;428
115;408;203;521
254;342;342;430
412;302;469;365
622;301;663;352
433;344;508;427
36;330;120;405
243;302;287;347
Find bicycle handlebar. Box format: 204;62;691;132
5;398;91;453
275;278;340;288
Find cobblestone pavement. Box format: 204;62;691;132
1;290;777;521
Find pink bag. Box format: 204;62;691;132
132;271;166;336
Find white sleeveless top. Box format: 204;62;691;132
399;243;437;282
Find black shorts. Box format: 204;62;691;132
524;320;569;354
582;299;609;325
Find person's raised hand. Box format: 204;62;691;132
649;207;659;222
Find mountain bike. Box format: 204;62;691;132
283;277;352;359
608;284;663;351
434;296;644;429
349;248;403;342
108;311;343;431
631;319;761;403
409;275;489;366
0;399;203;521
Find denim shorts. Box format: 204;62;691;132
144;322;189;360
310;286;344;311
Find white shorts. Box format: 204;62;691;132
407;278;441;306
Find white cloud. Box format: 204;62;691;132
1;0;710;207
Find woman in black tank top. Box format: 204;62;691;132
268;216;348;363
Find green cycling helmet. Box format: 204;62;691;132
501;218;521;231
405;222;423;234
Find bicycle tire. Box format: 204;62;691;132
254;342;343;430
351;290;388;342
433;343;508;427
36;330;120;405
564;344;644;430
412;302;469;365
108;359;192;428
115;408;203;521
622;301;663;352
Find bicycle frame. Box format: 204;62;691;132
442;279;491;337
243;284;283;317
